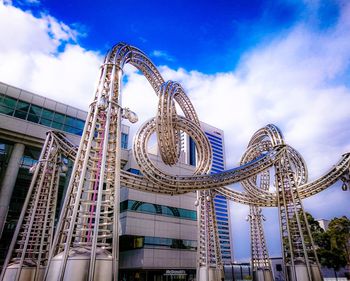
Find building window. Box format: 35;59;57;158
120;199;197;220
189;137;196;166
216;211;228;218
0;96;16;115
121;133;128;149
0;95;86;136
119;235;197;251
20;156;37;169
127;168;142;175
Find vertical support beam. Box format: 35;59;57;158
44;53;124;281
112;94;123;281
197;190;223;281
247;170;273;281
0;143;25;237
275;151;322;281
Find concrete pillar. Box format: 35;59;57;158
0;143;25;237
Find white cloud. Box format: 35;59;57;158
151;49;175;62
0;1;101;109
0;0;349;261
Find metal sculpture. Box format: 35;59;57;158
246;207;272;281
45;43;350;281
0;131;76;281
243;138;273;281
240;125;323;281
2;43;349;281
196;190;223;281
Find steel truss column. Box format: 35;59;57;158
247;206;273;281
275;151;322;281
0;132;70;281
197;190;223;281
247;170;273;281
44;62;124;281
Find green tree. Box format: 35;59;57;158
305;212;324;246
327;217;350;266
307;214;350;278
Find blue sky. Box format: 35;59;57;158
0;0;350;261
9;0;341;73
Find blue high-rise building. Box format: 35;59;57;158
182;122;233;264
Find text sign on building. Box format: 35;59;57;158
164;270;187;276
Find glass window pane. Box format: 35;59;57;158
63;125;82;135
53;112;65;123
14;110;27;119
39;118;52;127
41;109;54;120
75;119;85;130
64;116;75;126
52;121;63;130
3;97;16;108
16;100;29;111
30;105;42;116
121;133;128;149
120;200;128;212
0;105;14;115
27;113;40;123
63;125;76;134
139;203;156;213
127;168;141;175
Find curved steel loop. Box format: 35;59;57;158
156;81;181;165
156;81;201;165
298;152;350;198
237;124;308;201
93;43;350;206
134;116;212;191
248;124;285;147
102;44;204;168
133;116;286;192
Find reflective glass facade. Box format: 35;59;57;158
0;93;129;149
0;94;85;136
189;137;196;166
205;131;233;263
120;200;197;220
120;235;197;251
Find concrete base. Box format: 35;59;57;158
253;269;273;281
286;262;323;281
2;264;45;281
197;266;224;281
45;247;113;281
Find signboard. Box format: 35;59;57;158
164;270;187;276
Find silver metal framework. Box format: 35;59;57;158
46;43;350;281
2;43;349;281
239;125;324;281
246;206;273;281
0;131;76;281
